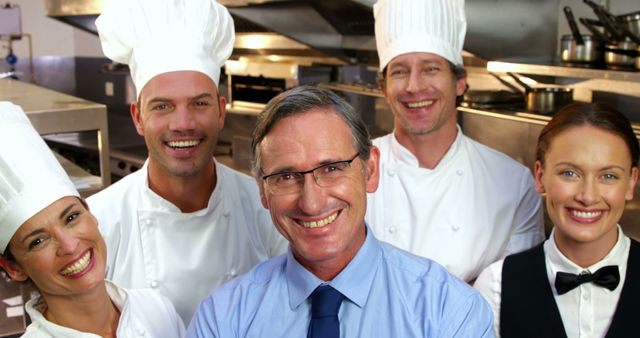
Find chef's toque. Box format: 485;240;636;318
0;102;79;254
96;0;235;99
374;0;467;71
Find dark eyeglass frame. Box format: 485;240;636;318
261;153;360;194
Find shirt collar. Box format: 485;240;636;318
389;125;463;168
25;281;128;338
545;225;628;274
285;226;381;310
140;159;227;216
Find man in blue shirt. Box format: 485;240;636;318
187;85;495;337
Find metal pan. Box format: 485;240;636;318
507;73;573;114
560;34;603;63
561;7;603;64
604;41;638;69
619;11;640;39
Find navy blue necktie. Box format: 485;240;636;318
307;285;344;338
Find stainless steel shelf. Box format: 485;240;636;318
487;60;640;82
0;79;110;195
318;82;384;98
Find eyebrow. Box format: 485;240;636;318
390;59;442;69
191;93;214;101
59;202;77;220
146;92;214;105
554;161;627;171
19;202;77;244
266;157;352;175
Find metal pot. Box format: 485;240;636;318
605;41;638;68
525;87;574;114
619;11;640;40
560;34;603;63
507;73;573;114
561;7;603;64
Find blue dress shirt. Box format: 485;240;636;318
187;228;495;337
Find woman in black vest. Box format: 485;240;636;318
474;102;640;338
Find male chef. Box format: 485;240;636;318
88;0;287;323
366;0;545;282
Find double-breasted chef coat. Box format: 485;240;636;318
365;128;545;282
87;161;287;323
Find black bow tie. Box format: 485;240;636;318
555;265;620;295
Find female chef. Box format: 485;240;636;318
474;102;640;337
0;102;185;338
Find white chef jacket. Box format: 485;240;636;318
474;226;630;338
22;280;185;338
87;160;287;324
365;127;544;281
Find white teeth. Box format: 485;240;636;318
168;140;199;148
571;210;602;219
60;251;91;276
301;213;338;228
406;100;433;108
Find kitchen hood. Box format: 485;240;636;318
44;0;560;65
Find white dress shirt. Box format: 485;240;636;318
22;281;185;338
474;226;630;338
366;127;544;281
87;160;287;323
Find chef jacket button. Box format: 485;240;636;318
229;269;237;277
150;280;159;288
224;210;231;217
387;169;396;177
451;225;460;232
582;293;589;301
137;328;146;336
456;169;463;176
388;226;397;234
144;219;151;225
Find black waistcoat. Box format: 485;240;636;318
500;239;640;338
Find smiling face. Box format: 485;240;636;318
1;196;107;300
133;70;226;178
258;109;379;280
381;52;466;139
535;125;638;253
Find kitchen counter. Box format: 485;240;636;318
0;78;110;194
460;106;640;242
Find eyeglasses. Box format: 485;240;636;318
261;153;360;195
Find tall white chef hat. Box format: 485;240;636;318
0;102;79;254
96;0;235;99
374;0;467;71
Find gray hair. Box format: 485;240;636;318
251;85;372;178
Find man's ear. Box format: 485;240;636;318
0;257;28;282
365;146;381;193
130;101;144;136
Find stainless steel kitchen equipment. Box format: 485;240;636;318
561;6;603;64
0;78;110;195
579;17;611;43
564;6;585;46
619;11;640;39
507;72;574;114
560;34;603;64
604;41;638;69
